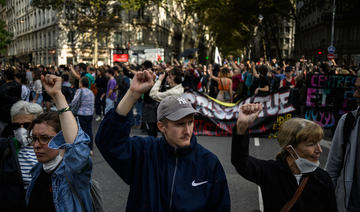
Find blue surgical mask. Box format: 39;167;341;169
288;145;319;174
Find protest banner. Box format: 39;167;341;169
184;89;296;137
305;74;357;128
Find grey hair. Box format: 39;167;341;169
10;100;43;121
357;70;360;78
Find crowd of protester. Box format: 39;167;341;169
0;57;359;142
0;55;359;211
1;57;359;117
0;58;358;141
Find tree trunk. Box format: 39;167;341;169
94;32;98;66
180;32;185;54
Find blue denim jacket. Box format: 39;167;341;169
26;123;92;212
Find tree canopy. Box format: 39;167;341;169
31;0;123;64
119;0;296;55
30;0;296;56
0;0;12;54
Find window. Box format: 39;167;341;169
137;6;144;18
286;26;290;34
99;6;107;17
285;38;290;44
34;12;36;28
44;32;46;47
113;5;122;18
39;33;42;48
67;31;75;43
47;11;50;23
48;32;51;46
136;31;142;41
53;31;56;46
114;32;122;48
38;10;41;26
43;11;45;25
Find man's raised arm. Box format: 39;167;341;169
116;70;154;116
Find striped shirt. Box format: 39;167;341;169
18;146;38;190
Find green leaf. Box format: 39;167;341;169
0;20;12;53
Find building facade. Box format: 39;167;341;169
3;0;209;66
5;0;59;65
295;0;360;65
250;14;296;61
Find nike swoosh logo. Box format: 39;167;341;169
192;180;208;187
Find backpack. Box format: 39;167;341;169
62;86;76;104
85;73;97;95
90;83;98;96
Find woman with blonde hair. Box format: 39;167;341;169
231;103;337;212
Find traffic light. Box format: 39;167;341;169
315;50;323;61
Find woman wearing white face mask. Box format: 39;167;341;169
231;103;337;212
10;100;43;190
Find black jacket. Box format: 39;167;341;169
96;110;230;211
231;132;338;212
0;81;21;124
0;137;26;212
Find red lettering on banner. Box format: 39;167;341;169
203;122;213;136
215;123;224;136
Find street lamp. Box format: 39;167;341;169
330;0;336;47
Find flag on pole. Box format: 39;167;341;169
214;47;222;65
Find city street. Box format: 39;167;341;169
1;0;359;211
91;120;331;212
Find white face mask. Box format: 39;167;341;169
43;153;63;173
14;128;30;146
288;145;319;174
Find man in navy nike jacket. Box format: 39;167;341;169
95;70;230;211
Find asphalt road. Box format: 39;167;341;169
91;120;331;212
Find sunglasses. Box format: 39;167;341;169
12;122;32;130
